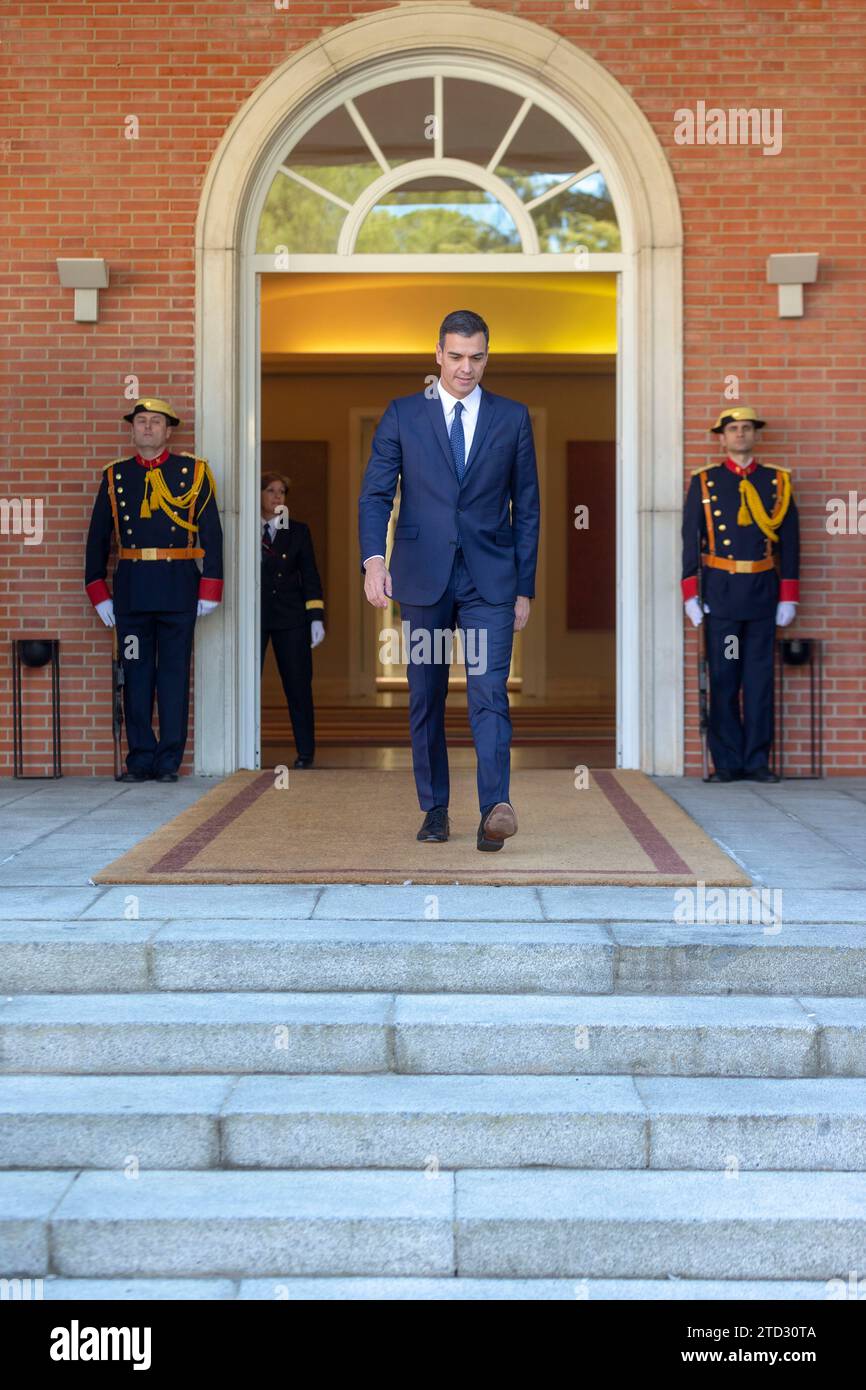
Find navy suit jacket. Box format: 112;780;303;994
358;386;540;606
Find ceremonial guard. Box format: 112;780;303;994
682;406;799;782
260;471;325;769
85;398;224;781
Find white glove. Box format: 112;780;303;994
197;599;219;617
310;620;325;648
684;597;704;628
776;601;797;627
95;598;115;628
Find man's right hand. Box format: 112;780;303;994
363;557;393;608
96;598;115;628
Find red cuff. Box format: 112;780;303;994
779;580;799;603
681;576;698;601
198;577;223;602
86;579;111;606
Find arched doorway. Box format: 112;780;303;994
194;4;683;775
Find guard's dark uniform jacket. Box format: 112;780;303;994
682;457;799;617
682;456;800;775
261;520;325;629
85;448;224;777
261;518;324;763
85;450;224;612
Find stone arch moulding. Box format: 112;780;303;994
194;2;684;777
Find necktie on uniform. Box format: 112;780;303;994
262;520;274;554
449;399;466;484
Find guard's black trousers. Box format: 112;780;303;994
117;610;197;777
262;624;315;759
705;614;776;774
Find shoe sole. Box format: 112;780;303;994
477;802;517;851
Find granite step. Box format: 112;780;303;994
235;1275;852;1300
2;991;864;1076
3;1168;864;1280
3;1074;866;1171
33;1276;842;1301
2;920;865;995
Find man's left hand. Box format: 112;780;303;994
513;596;531;632
310;620;325;648
197;599;219;617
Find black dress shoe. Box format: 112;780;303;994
154;771;179;783
417;806;449;841
745;766;780;783
710;769;742;783
477;801;517;852
118;770;151;782
293;756;314;769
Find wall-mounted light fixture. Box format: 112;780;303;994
766;253;819;318
56;258;110;322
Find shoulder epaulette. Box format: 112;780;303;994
102;457;127;471
179;451;209;465
691;463;718;475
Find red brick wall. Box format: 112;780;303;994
2;1;864;775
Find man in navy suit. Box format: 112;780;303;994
359;310;540;850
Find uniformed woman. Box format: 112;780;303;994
260;472;325;769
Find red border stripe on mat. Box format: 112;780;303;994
593;770;692;875
149;773;274;873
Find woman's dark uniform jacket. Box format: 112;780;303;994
261;520;325;630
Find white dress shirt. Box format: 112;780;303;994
436;376;482;459
363;378;482;568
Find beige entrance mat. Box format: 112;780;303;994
93;769;749;886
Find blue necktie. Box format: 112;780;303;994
450;400;466;484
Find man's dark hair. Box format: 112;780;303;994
438;310;489;349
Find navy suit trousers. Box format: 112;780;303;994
399;549;515;812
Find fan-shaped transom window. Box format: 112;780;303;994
256;73;620;256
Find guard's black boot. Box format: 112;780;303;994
745;766;780;783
